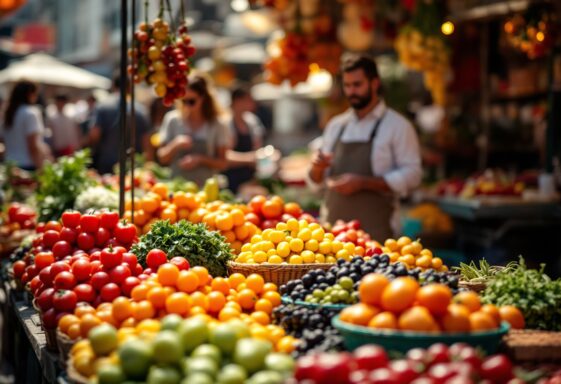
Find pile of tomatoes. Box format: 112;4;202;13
246;195;315;230
3;202;36;231
329;220;375;249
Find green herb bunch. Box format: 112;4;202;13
36;150;94;222
131;220;233;277
454;259;519;283
482;257;561;331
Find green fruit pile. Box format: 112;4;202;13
304;276;358;305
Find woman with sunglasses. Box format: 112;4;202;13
157;73;230;186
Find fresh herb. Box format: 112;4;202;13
453;259;519;283
481;257;561;331
131;220;233;277
35;150;94;222
74;186;119;212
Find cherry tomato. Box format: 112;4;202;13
90;271;110;291
42;230;60;248
100;211;119;230
121;276;141;296
146;249;167;270
34;251;55;270
109;265;131;285
73;284;96;303
114;221;136;244
95;228;111;247
61;211;81;228
100;247;123;269
12;260;26;279
71;259;92;282
122;252;138;270
59;227;77;244
39;266;53;287
36;287;55;311
8;203;22;222
54;271;77;289
52;289;78;312
45;221;62;232
30;276;43;294
100;283;120;302
36;222;46;233
90;250;101;261
77;232;95;251
49;261;71;281
26;264;39;279
80;213;100;233
480;355;513;383
52;240;72;259
41;308;59;329
137;273;149;281
170;256;190;271
134;264;143;276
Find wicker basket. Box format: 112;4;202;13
66;359;90;384
228;262;333;285
458;280;487;293
57;330;77;367
503;329;561;362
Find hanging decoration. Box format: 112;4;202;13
395;0;450;105
337;0;375;51
503;4;558;60
129;0;196;106
264;31;310;86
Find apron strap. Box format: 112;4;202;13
368;111;387;142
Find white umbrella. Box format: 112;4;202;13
0;53;111;89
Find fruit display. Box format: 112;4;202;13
378;236;447;271
246;195;315;230
436;170;526;198
406;203;453;234
69;315;295;383
74;186;119;213
130;2;196;106
339;273;524;332
281;256;460;306
234;218;361;265
328;219;376;249
0;203;36;256
130;221;233;277
293;343;540;384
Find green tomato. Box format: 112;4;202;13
233;338;272;375
191;344;222;365
216;364;247;384
88;324;118;356
160;314;183;331
146;366;181;384
97;364;125;384
209;323;239;355
183;357;218;379
118;338;153;379
152;330;184;365
247;370;284;384
264;353;295;375
177;317;209;353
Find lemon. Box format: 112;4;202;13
289;255;303;264
297;228;312;242
276;242;291;258
301;250;315;263
305;239;319;252
268;255;283;264
319;241;331;254
289;238;304;253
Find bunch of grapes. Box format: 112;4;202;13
130;19;196;106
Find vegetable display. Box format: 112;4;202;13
74;186;119;212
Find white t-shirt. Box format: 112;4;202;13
46;108;80;151
0;105;44;168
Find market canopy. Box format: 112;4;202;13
0;52;111;89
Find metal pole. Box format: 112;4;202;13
130;0;137;222
479;22;490;170
119;0;128;217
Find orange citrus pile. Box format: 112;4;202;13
381;236;446;271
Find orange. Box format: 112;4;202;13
263;283;278;293
480;304;501;326
499;305;525;329
211;277;231;295
368;311;398;329
111;297;133;322
441;303;471;332
218;307;240;322
284;202;302;217
380;277;420;313
261;200;283;219
416;284;452;316
157;263;180;286
398;306;437;332
339;303;379;326
228;273;246;289
262;291;281;307
453;291;481;313
207;291;226;313
133;300;156;321
131;284;150;302
191;267;210;287
250;311;270;325
80;314;102;338
176;270;200;293
59;314;80;334
245;274;265;294
146;287;168;309
151;182;168;199
165;292;192;316
190;291;209;311
254;299;273;315
67;323;82;340
238;288;258;310
359;273;390;306
469;311;497;331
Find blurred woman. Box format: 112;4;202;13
157;73;230;186
0;80;50;170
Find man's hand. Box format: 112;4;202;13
173;135;192;151
179;154;202;170
309;150;332;183
327;173;364;195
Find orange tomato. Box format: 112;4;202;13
133;209;149;227
339;303;379;326
146;287;168;309
261;200;283;219
250;311;270;325
79;314;102;338
254;299;273;314
499;305;525;329
160;208;177;223
453;291;481;313
234;224;249;241
177;208;190;220
191;267;210;287
189;208;207;224
131;284;149;302
398;306;437;332
230;209;245;227
284;202;302;217
263;283;278;293
225;301;242;312
190;291;209;311
157;263;180;286
165;292;192;316
416;284;452;316
207;291;226;313
380;277;420;313
246;274;265;294
368;311;398;329
67;323;81;340
262;291;281;307
211;277;231;296
359;273;390;306
74;304;96;318
480;304;501;326
141;196;160;213
133;300;156;321
237;288;258;310
176;270;200;293
151;183;168;199
218;307;240;322
276;336;298;354
248;195;267;214
469;311;497;331
441;303;471;333
228;273;246;289
59;314;80;334
215;213;234;231
111;297;133;322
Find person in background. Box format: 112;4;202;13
308;55;422;241
0;80;51;170
46;93;81;157
223;85;265;193
157;72;230;187
78;94;97;138
87;75;151;174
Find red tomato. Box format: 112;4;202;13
36;222;46;233
121;276;141;296
169;256;190;271
30;276;43;294
480;355;513;383
137;273;149;281
61;211;81;228
100;211;119;230
26;264;39;279
261;219;279;229
45;221;62;232
100;283;120;302
21;272;29;284
12;260;26;279
59;228;77;244
35;251;55;270
90;251;101;261
77;232;95;251
134;264;144;276
109;265;131;285
15;206;35;224
143;268;153;276
41;308;59;329
122;252;138;270
71;259;92;282
100;247;123;269
49;261;71;281
114;222;136;244
80;213;100;233
146;249;167;270
90;271;110;291
52;289;78;312
354;345;389;371
54;271;77;289
73;284;96;303
90;260;102;273
245;212;261;226
36;287;55;311
8;203;22;222
95;228;111;247
39;266;53;287
52;240;72;259
43;230;60;248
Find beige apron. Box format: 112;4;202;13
171;135;215;188
320;113;395;241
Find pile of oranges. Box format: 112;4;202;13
381;236;446;271
58;264;298;353
234;218;363;265
340;273;525;333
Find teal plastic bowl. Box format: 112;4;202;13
332;315;509;355
281;296;350;311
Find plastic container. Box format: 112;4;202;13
332;315;509;354
281;296;349;311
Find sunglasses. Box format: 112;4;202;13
182;98;199;106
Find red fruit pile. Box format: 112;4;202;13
4;202;36;230
130;18;196;106
245;195;316;230
294;343;521;384
330;220;373;248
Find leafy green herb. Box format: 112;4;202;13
481;257;561;331
35;150;94;222
453;259;519;283
131;220;233;277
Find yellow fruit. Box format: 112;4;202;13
319;241;331;254
305;239;319;252
331;241;344;253
254;251;267;263
410;241;423;255
261;229;273;240
250;235;262;244
326;256;337;263
301;250;315;263
276;242;291;258
289;255;303;264
389;252;400;262
343;242;355;255
397;236;412;248
289;238;304;253
416;255;432;268
325;233;335;241
336;249;350;261
259;241;275;252
432;257;443;269
276;222;287;231
384;239;398;252
298;219;309;229
286;218;299;232
420;249;433;258
399;254;416;265
311;228;325;241
298;228;312;242
315;254;326;263
241;243;251;252
268;255;283;264
400;244;414;256
267;249;277;257
269;230;285;244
